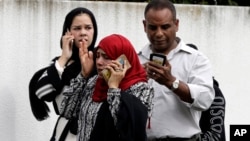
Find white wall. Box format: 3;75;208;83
0;0;250;140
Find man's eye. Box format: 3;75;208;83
148;25;157;30
161;25;170;30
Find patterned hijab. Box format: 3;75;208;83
92;34;147;102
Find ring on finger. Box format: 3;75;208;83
115;68;123;72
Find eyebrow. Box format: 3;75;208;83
148;23;170;26
96;51;106;56
71;24;93;27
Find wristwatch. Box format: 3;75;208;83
171;79;180;91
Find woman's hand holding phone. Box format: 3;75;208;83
58;29;74;67
102;54;131;88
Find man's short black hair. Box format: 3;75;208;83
144;0;176;20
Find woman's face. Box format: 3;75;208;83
95;48;112;78
70;13;94;48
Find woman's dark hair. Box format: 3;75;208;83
60;7;98;61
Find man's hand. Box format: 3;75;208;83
146;60;193;103
147;60;175;88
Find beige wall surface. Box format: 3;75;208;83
0;0;250;140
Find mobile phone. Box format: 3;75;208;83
101;54;131;82
150;53;166;66
101;58;124;82
118;57;125;67
102;69;111;82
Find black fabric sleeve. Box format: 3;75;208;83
29;67;50;121
116;92;148;141
199;83;226;141
90;92;148;141
33;62;62;102
47;63;64;93
89;101;119;141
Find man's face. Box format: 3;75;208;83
143;8;179;54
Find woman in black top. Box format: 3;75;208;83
29;7;98;141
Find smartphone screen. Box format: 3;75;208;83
150;53;166;66
118;57;124;68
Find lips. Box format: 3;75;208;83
79;38;88;42
155;39;164;42
97;69;103;72
154;40;165;45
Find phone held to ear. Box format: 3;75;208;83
150;53;166;66
101;54;131;82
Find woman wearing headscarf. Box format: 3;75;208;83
60;34;154;141
29;7;98;141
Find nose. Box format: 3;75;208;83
80;28;87;36
96;57;105;66
156;27;163;37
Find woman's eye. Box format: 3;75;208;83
72;27;81;30
96;53;100;58
86;26;92;30
103;55;110;59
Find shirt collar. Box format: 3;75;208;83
139;39;193;60
139;43;152;60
